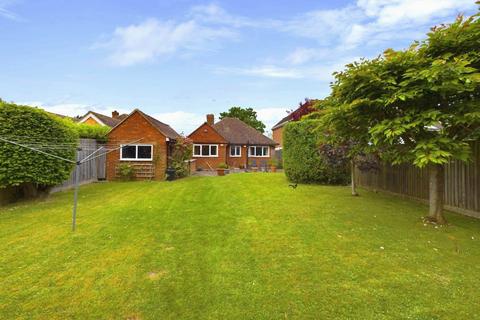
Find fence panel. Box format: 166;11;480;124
51;139;105;192
355;142;480;218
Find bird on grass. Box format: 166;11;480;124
289;183;298;189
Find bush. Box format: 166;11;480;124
169;137;193;178
218;162;228;169
118;163;135;181
0;101;78;198
283;120;349;184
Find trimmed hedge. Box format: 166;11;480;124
0;101;78;190
283;120;349;184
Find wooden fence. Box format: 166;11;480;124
51;139;106;192
355;142;480;218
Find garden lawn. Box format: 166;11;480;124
1;173;480;319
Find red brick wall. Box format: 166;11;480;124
272;126;283;148
189;123;228;170
106;111;168;180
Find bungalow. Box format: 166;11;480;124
106;109;181;180
271;99;319;150
188;114;277;170
79;110;127;127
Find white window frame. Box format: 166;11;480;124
248;146;270;157
120;144;153;161
230;145;242;157
193;144;219;157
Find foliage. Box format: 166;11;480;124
0;101;78;190
169;137;193;178
220;107;266;133
283;120;349;184
324;12;480;169
73;122;109;142
318;9;480;222
217;162;228;169
118;163;135;181
1;175;480;319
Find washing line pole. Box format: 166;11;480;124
72;148;81;232
0;136;143;232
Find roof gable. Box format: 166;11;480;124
188;122;227;143
79;111;121;127
108;109;181;139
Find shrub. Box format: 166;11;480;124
283;120;349;184
0;101;78;198
118;163;135;181
169;137;193;178
218;162;228;169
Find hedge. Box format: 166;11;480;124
283;119;349;184
0;101;78;191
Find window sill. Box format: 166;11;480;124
120;159;153;162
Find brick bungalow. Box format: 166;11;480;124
271;99;319;150
106;109;181;180
188;114;277;170
79;110;127;127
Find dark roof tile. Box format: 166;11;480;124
213;117;276;145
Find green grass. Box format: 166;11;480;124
1;173;480;319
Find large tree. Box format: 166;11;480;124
220;107;266;133
322;11;480;224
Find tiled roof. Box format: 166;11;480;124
139;111;181;139
213;117;277;146
88;111;122;127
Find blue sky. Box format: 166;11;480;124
0;0;477;134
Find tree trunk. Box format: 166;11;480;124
428;164;446;224
351;160;358;196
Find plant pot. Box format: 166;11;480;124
217;168;225;176
270;166;277;173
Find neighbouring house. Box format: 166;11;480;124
78;110;127;127
188;114;277;170
106;109;181;180
271;99;320;150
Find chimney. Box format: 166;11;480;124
112;110;119;119
206;114;214;125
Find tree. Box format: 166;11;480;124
220;107;266;133
322;11;480;224
0;101;78;199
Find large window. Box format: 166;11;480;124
249;146;269;157
193;144;218;157
230;145;241;157
120;144;153;161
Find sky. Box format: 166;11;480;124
0;0;478;134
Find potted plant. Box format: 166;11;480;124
269;159;278;173
217;163;228;176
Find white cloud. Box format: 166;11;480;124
285;47;318;65
21;101;128;119
153;110;205;135
0;0;20;20
99;18;236;66
357;0;474;26
256;107;291;131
